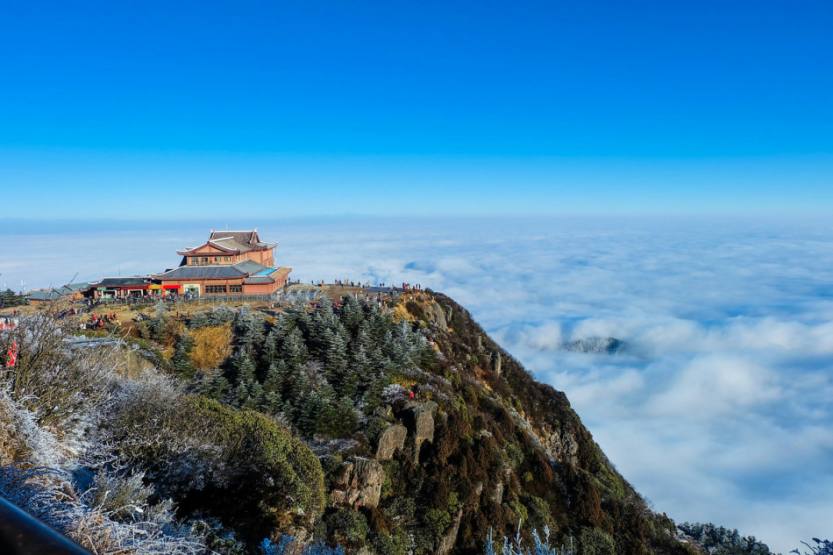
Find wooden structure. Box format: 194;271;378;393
156;229;290;297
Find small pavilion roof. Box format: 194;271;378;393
178;229;276;256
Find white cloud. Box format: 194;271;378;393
648;355;782;417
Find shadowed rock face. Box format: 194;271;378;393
401;401;437;463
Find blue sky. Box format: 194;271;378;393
1;1;832;218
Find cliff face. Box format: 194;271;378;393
354;291;690;554
164;289;695;553
0;290;697;555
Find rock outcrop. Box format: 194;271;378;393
492;350;502;376
437;507;464;555
329;457;385;509
374;424;407;461
400;401;437;462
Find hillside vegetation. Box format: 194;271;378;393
0;290;777;554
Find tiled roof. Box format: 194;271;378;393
208;237;252;252
157;260;269;280
179;230;276;255
234;260;269;274
27;289;64;301
209;230;258;245
26;281;92;301
95;277;151;287
157;265;246;280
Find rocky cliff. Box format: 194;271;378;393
337;290;690;554
0;289;699;555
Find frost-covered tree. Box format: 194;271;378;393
171;331;195;377
219;296;431;438
793;539;833;555
484;525;574;555
232;308;264;355
678;522;772;555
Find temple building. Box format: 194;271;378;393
155;229;291;297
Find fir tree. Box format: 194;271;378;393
232;308;264;355
171;332;196;377
280;328;309;368
339;295;364;333
324;328;349;389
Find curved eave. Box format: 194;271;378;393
176;242;241;256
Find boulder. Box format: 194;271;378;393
329;457;385;509
492;351;502;376
401;401;437;463
375;424;407;461
421;300;449;331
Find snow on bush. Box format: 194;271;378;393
484;526;575;555
382;383;408;404
0;315;209;554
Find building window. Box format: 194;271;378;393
229;285;242;293
205;285;227;294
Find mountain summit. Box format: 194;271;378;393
1;288;701;554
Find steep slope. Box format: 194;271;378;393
192;290;694;554
0;290;698;554
373;291;689;554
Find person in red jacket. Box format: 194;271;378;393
4;340;17;368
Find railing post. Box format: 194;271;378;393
0;496;91;554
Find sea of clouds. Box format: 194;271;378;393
2;216;832;551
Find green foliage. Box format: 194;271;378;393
218;296;429;438
137;302;180;344
381;493;416;526
508;498;529;524
324;508;369;547
0;288;27;307
447;491;461;514
374;530;411;555
170;331;195;378
525;495;554;531
105;388;326;538
578;527;616;555
186;306;236;328
423;507;452;537
505;442;525;469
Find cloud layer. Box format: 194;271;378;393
3;216;833;551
